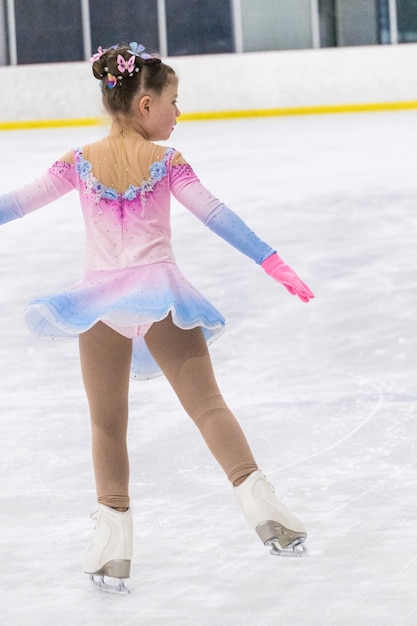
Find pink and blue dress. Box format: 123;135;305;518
0;133;274;379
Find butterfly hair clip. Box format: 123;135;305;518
128;42;153;60
117;54;140;77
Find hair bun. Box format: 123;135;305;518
90;42;175;116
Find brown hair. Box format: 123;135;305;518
92;44;176;116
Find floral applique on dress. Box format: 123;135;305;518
74;147;175;209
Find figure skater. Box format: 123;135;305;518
0;43;314;594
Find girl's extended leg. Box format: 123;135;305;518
145;315;258;485
79;322;132;510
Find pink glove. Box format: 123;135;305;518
261;253;314;303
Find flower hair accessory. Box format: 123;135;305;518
90;46;105;62
89;44;117;63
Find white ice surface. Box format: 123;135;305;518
1;111;417;625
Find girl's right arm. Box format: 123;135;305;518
0;156;75;225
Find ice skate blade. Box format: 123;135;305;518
266;537;308;558
89;574;129;595
87;559;131;594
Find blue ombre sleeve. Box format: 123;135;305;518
203;205;275;264
0;192;25;224
170;162;275;264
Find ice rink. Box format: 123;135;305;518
1;110;416;625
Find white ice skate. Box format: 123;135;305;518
82;504;133;594
234;470;307;557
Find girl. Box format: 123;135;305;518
0;43;314;594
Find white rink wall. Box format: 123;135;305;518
1;43;417;123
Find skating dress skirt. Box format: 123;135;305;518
23;145;226;379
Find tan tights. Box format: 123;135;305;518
79;316;258;509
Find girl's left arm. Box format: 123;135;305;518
170;160;314;303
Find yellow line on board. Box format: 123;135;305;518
1;101;417;130
0;117;105;131
181;100;417;120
